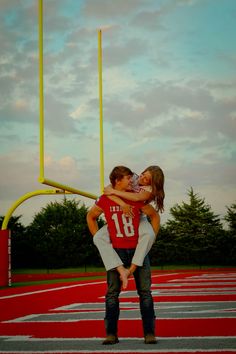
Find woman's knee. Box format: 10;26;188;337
93;226;109;245
139;220;155;238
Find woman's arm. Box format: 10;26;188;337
107;195;134;217
106;187;151;202
141;204;160;235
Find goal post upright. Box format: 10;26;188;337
98;29;105;194
0;1;102;286
37;0;98;199
38;0;44;183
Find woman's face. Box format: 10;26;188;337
139;171;152;186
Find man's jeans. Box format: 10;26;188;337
105;248;156;336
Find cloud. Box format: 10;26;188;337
44;95;78;135
0;103;35;125
0;148;99;226
70;104;88;120
103;67;138;95
0;149;39;200
44;154;78;172
59;156;77;170
13;99;28;110
131;10;164;31
103;38;148;67
131;82;236;139
82;0;144;18
0;0;236;228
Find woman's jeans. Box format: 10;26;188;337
93;216;155;270
105;248;156;337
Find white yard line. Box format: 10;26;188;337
0;280;106;300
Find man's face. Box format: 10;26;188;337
117;174;132;191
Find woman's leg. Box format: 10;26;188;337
131;217;156;268
93;225;123;271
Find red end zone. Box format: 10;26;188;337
0;270;236;353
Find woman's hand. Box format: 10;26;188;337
104;185;115;195
121;204;134;218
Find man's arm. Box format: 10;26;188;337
86;204;103;236
141;204;160;236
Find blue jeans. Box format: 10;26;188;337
104;248;156;336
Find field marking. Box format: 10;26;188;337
0;335;236;353
5;301;236;323
0;273;176;301
1;335;236;341
0;271;236;353
0;281;106;300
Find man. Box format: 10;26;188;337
87;166;160;345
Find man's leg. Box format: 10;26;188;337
133;255;157;344
103;268;121;344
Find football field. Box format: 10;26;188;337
0;270;236;353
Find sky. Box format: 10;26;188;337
0;0;236;227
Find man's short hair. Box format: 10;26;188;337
109;166;133;187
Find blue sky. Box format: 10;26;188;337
0;0;235;226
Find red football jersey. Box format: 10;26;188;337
96;195;144;248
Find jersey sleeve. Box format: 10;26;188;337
95;195;104;208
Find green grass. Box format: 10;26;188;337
12;266;133;275
12;264;234;275
1;264;234;289
12;266;105;275
151;264;235;271
8;267;106;288
11;275;106;288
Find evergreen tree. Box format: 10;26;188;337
149;225;175;266
225;203;236;233
25;198;105;269
0;215;28;268
220;203;236;264
165;188;223;265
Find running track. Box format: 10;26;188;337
0;270;236;353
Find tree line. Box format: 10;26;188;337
1;188;236;269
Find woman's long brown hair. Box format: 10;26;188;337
143;165;165;213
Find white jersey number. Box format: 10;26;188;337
111;213;135;238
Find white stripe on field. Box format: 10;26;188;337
0;281;106;300
0;273;176;301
